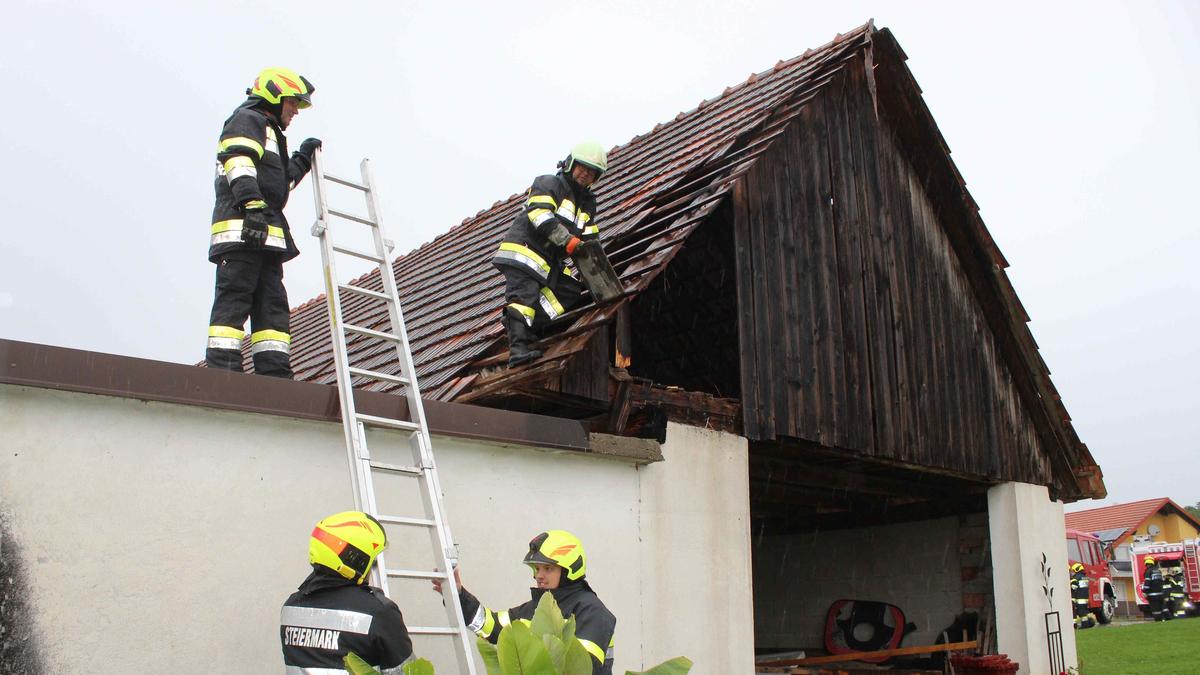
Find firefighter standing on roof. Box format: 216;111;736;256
281;511;415;673
432;530;617;674
493;143;607;367
205;67;321;378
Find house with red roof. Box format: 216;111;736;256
1067;498;1200;613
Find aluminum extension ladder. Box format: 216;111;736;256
309;149;478;674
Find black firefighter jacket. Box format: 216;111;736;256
459;579;616;674
280;567;414;674
493;172;599;289
209;98;312;262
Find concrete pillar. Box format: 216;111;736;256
987;482;1078;675
637;423;754;673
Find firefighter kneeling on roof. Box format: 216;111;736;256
1070;563;1095;629
493;143;607;367
281;511;415;673
432;530;617;674
205;67;322;378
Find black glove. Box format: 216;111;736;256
298;137;322;160
241;206;272;246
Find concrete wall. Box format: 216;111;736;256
0;385;753;673
987;482;1078;675
753;516;966;650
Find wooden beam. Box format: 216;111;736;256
613;303;632;369
756;640;977;669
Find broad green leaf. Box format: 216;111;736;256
543;634;567;671
626;656;694;675
402;658;436;675
344;652;382;675
477;637;503;675
561;615;577;646
530;592;566;639
562;638;593;675
498;621;556;674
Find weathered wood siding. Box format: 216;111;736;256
732;55;1053;485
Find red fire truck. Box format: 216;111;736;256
1066;529;1117;623
1130;539;1200;617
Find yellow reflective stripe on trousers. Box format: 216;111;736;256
526;194;557;208
223;155;257;182
496;242;550;279
250;329;290;355
217;136;264;159
211;220;287;249
538;287;564;319
578;638;605;663
208;325;244;351
508;303;536;326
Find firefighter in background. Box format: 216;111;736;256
1070;563;1095;629
281;511;415;672
205;67;322;378
1141;556;1169;621
492;143;607;367
1165;566;1188;619
432;530;616;674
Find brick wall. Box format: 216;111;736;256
754;515;986;649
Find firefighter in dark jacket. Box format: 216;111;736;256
1142;556;1169;621
433;530;616;674
493;142;607;367
205;67;321;378
1166;567;1187;619
281;511;415;673
1070;563;1095;628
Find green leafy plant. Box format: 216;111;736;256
345;594;693;675
343;652;435;675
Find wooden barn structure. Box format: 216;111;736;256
274;20;1104;671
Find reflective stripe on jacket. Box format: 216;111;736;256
458;580;615;675
281;568;414;674
208;98;311;262
493;173;598;287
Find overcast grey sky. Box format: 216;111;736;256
1;1;1196;509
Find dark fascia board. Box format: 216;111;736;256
0;339;589;453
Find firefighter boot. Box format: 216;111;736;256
504;308;542;367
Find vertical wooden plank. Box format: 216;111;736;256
807;92;844;448
825;68;873;453
730;178;768;439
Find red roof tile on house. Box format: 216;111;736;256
1066;498;1200;543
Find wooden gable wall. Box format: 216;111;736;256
731;50;1054;487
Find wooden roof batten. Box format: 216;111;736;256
277;21;1102;501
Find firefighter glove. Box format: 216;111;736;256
547;223;578;252
565;236;582;255
241;206;272;246
298;137;322;160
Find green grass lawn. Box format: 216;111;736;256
1075;617;1200;674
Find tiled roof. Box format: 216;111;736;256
1065;498;1180;540
279;22;878;399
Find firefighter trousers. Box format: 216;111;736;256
500;267;584;345
205;250;293;378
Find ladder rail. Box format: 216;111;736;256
359;157;477;655
311;149;478;674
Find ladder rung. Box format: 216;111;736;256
325;174;369;191
338;284;391;302
408;626;461;636
356;413;419;433
385;568;445;579
350;366;409;386
369;460;422;476
328;207;378;227
332;244;384;264
343;324;402;343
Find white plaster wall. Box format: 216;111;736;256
753;516;964;650
637;423;754;674
987;482;1078;675
0;385;752;674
